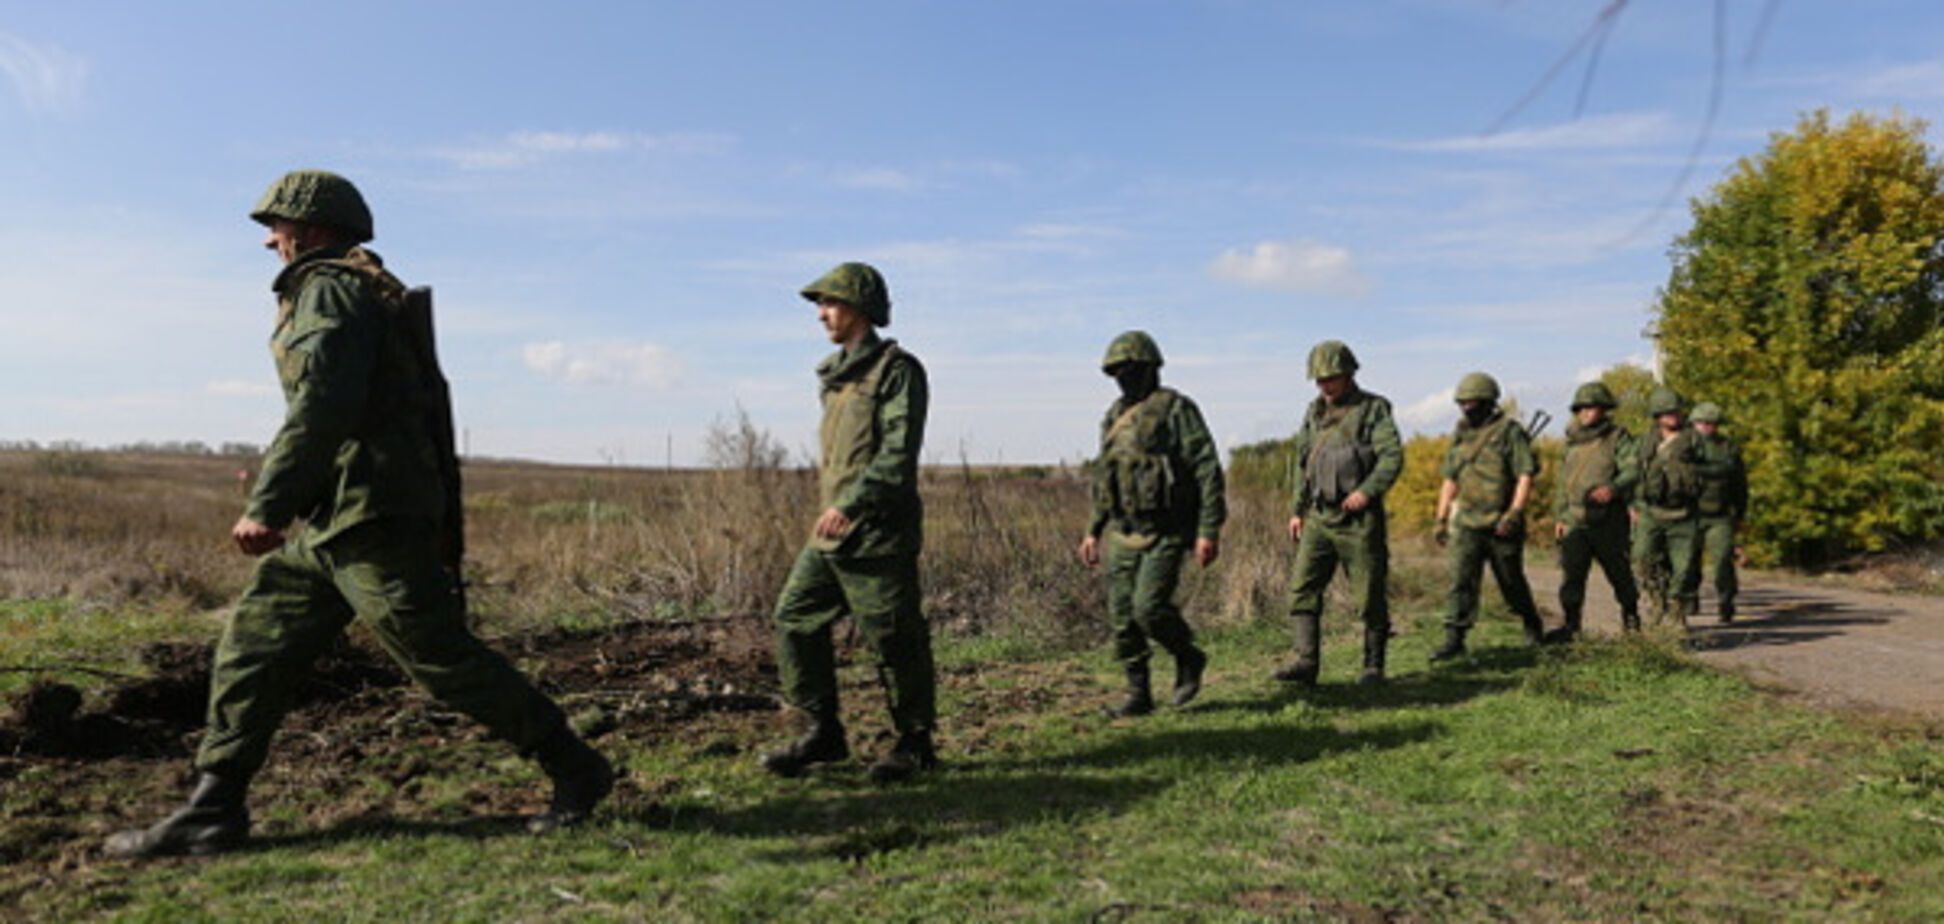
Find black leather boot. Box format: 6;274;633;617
1544;609;1581;645
1171;646;1207;706
528;729;615;834
1358;627;1387;685
1271;615;1321;687
1429;626;1468;663
103;772;250;859
868;730;939;783
1107;663;1154;718
760;714;849;777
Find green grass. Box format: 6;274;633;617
0;599;220;696
12;609;1942;922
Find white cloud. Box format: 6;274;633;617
836;168;922;192
1014;223;1128;241
1849;60;1944;100
1396;386;1457;430
522;339;684;388
1395;111;1678;154
1209;238;1370;297
1573;353;1657;383
0;31;87;114
204;380;278;398
436;130;734;170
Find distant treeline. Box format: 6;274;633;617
0;439;263;457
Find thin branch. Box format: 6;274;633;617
1487;0;1631;135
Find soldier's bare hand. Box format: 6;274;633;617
1627;508;1639;527
1554;522;1568;540
1587;485;1615;505
1341;490;1370;513
813;507;853;540
1078;535;1100;568
1195;537;1219;568
231;516;286;556
1287;516;1304;543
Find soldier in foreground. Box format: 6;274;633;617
1078;332;1225;717
1550;382;1641;641
1689;402;1749;623
1429;373;1545;660
1276;341;1403;686
761;263;939;783
1632;387;1706;626
106;171;611;859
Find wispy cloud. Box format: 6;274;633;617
1392;111;1678;154
1847;60;1944;100
1208;238;1370;297
1573;353;1657;383
836;168;922;192
435;130;734;170
0;31;88;114
522;339;685;387
1396;386;1457;430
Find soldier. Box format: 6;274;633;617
1689;402;1748;623
105;171;611;859
1632;386;1706;626
760;262;938;783
1274;341;1403;686
1429;372;1544;660
1077;331;1226;717
1550;382;1641;641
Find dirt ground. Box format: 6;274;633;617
1528;565;1944;721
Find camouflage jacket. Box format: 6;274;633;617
1289;387;1403;522
813;331;927;558
1439;409;1537;531
1693;432;1748;520
1087;386;1227;543
244;245;448;544
1633;425;1705;521
1555;418;1637;529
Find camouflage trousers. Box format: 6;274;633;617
1698;515;1739;615
197;520;569;781
773;547;936;735
1557;516;1639;630
1632;512;1701;624
1104;533;1197;667
1440;525;1542;634
1287;507;1390;664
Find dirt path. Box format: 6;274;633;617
1528;565;1944;721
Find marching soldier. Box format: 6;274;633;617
1632;387;1706;626
1551;382;1641;640
1689;402;1749;623
1430;373;1545;660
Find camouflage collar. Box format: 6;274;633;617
1565;418;1617;444
817;332;891;386
1455;407;1505;436
271;242;357;294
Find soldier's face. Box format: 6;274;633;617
817;297;867;344
1694;421;1718;437
263;219;305;264
1657;412;1684;431
1316;375;1352;402
1575;405;1608;427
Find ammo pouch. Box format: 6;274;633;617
1305;402;1375;508
1101;389;1181;527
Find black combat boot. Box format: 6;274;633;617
1358;627;1387;686
760;714;849;777
1107;663;1155;717
868;730;939;783
1428;626;1468;663
1271;615;1321;687
1519;611;1547;647
1621;608;1642;634
103;772;250;859
1718;600;1735;625
1544;609;1581;645
528;729;615;834
1672;598;1696;628
1171;646;1208;706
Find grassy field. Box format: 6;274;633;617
3;449;1941;921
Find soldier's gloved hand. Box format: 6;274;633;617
1433;521;1450;547
1078;535;1100;568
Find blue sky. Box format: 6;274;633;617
4;1;1943;466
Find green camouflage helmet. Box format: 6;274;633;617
800;262;891;326
1101;330;1164;373
1690;401;1723;424
250;170;373;243
1454;371;1500;403
1570;382;1617;410
1647;386;1684;417
1306;340;1359;380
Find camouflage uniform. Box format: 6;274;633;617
108;171;606;859
1553;382;1641;639
1690;402;1748;622
1633;387;1706;625
767;262;937;780
1434;373;1544;656
1087;332;1226;714
1279;341;1403;685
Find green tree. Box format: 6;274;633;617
1596;363;1658;440
1656;110;1944;567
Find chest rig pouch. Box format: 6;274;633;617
1562;428;1622;525
1641;432;1700;516
814;344;902;551
1305;401;1376;508
1101;388;1180;521
1453;417;1515;519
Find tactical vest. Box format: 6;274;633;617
1640;429;1701;519
1450;415;1516;528
1304;398;1377;508
1694;436;1739;517
1099;388;1182;532
1560;424;1624;526
814;344;903;551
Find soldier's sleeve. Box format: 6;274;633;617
1288;416;1314;516
1088;409;1113;538
1614;430;1642;505
1173;396;1227;538
1508;425;1539;477
833;353;927;520
1355;398;1404;499
245;272;378;529
1729;441;1750;517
